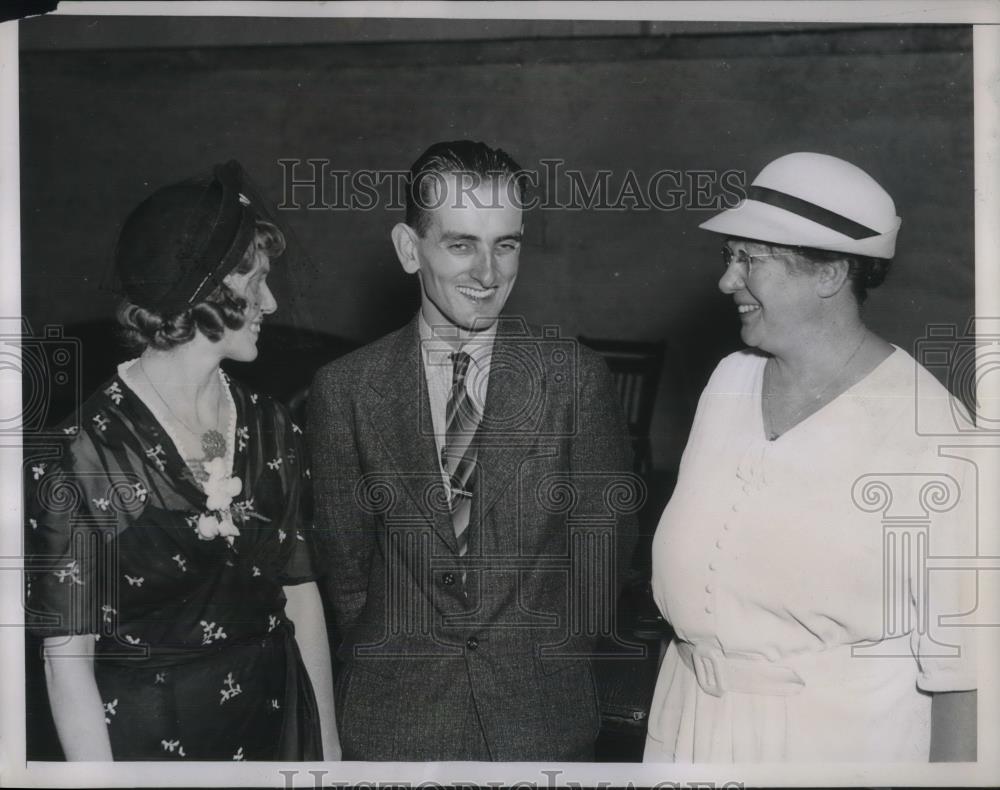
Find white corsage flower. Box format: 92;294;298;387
194;512;242;544
193;458;243;545
202;458;242;511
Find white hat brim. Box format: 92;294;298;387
698;198;900;259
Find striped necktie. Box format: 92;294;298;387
441;351;481;555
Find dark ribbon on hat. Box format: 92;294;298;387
114;160;258;315
747;185;881;240
184;161;257;307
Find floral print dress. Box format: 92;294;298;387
26;360;322;761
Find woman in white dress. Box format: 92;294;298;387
644;152;977;762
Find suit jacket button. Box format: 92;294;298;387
466;636;479;651
442;572;455;586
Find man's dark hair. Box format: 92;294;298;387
404;140;527;236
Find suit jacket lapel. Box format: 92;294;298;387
366;316;459;553
474;328;545;523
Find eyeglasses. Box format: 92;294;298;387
720;247;785;274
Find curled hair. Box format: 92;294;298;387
404;140;527;236
117;219;285;351
788;246;891;305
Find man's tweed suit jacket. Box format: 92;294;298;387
308;314;638;761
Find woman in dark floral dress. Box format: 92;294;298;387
26;161;339;761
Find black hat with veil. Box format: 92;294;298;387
106;159;324;403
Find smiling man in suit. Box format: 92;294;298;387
308;140;638;761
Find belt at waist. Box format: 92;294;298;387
675;635;913;699
95;618;292;669
675;640;805;698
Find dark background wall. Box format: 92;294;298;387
19;16;974;471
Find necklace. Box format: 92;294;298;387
138;360;227;460
763;330;869;440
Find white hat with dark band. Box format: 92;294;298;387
699;152;901;259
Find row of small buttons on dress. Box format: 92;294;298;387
440;572;478;650
705;490;747;614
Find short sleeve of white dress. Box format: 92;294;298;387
905;358;978;693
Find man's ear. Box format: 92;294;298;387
391;223;421;274
815;258;851;298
